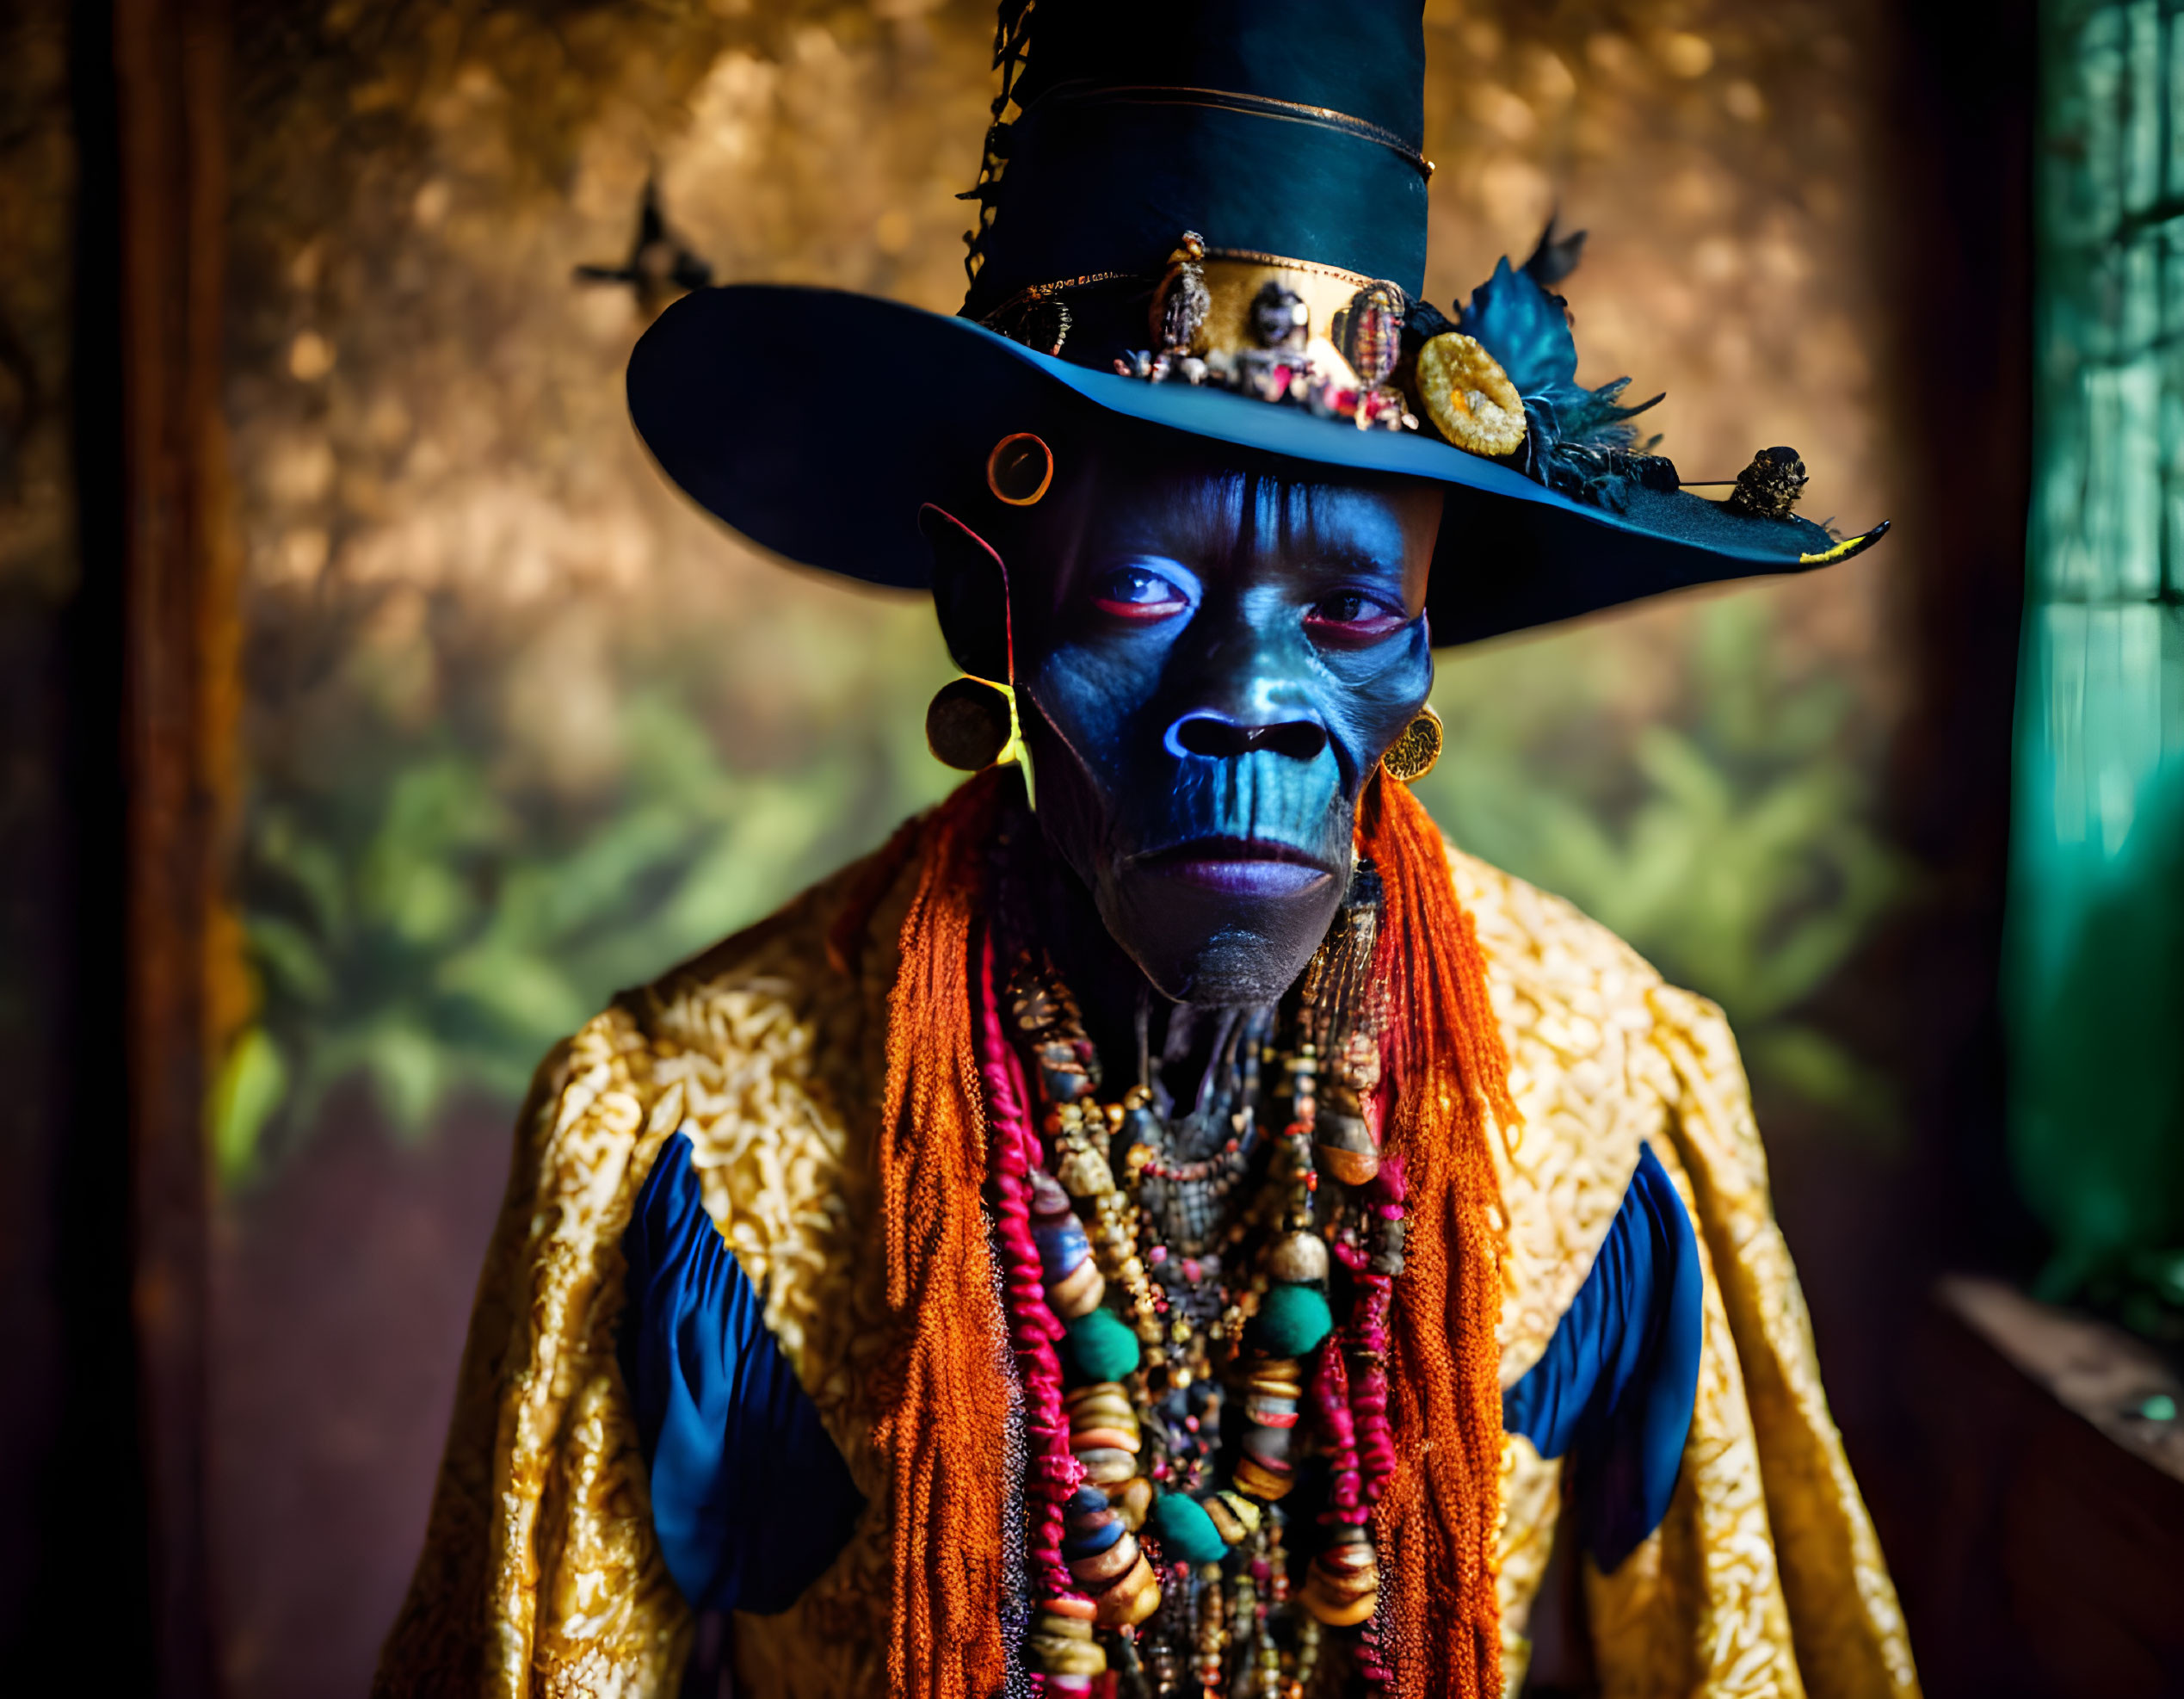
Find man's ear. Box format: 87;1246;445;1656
922;504;1012;680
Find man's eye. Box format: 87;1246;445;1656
1093;567;1189;621
1305;591;1407;641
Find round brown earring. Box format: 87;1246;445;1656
986;432;1054;506
1379;703;1443;782
926;675;1022;771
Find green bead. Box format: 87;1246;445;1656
1064;1307;1141;1382
1251;1282;1333;1358
1151;1492;1227;1566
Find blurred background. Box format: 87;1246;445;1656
5;0;2182;1694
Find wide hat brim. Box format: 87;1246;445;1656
628;284;1884;646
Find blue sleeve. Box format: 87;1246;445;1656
1502;1142;1702;1572
618;1130;866;1615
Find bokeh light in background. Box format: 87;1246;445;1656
1412;0;1900;1145
219;0;1897;1170
199;0;1904;1690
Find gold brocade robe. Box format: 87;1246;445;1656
377;827;1920;1699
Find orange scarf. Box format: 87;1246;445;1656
1360;775;1516;1699
868;768;1015;1699
867;770;1512;1697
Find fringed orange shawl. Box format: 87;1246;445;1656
1360;775;1518;1699
869;768;1015;1699
867;769;1514;1698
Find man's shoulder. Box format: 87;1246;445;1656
500;819;927;1214
620;817;929;1072
1440;835;1745;1109
1441;837;1723;1384
504;827;923;1363
1441;837;1672;1036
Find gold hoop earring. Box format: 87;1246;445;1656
1379;703;1442;782
926;675;1025;771
986;432;1054;506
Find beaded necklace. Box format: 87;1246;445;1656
979;862;1410;1699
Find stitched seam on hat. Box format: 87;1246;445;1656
1032;80;1431;176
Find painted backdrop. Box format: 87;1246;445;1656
206;2;1910;1692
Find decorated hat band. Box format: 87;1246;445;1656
975;229;1883;571
984;233;1546;458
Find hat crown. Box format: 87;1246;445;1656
1006;0;1424;149
962;0;1430;332
625;0;1883;648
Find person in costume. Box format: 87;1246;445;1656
379;3;1916;1696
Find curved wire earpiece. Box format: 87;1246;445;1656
919;501;1034;805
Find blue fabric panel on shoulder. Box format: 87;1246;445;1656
619;1131;866;1615
1502;1142;1702;1572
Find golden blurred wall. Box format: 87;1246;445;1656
194;2;1917;1690
0;3;1955;1692
219;0;1903;1170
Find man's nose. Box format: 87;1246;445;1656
1164;710;1329;763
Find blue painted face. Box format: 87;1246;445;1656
931;439;1441;1004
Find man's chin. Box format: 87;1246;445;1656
1096;859;1348;1005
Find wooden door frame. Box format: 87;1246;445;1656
47;0;235;1690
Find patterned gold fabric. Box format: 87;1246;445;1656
378;824;1917;1698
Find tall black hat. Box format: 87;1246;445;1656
628;0;1885;645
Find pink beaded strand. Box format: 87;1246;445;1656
1348;1154;1407;1504
1308;1337;1364;1525
978;932;1086;1604
1353;1154;1408;1694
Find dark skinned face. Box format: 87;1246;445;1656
929;439;1441;1004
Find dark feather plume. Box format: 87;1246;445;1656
1450;247;1680;509
1521;213;1589;287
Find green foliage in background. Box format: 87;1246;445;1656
213;613;955;1183
1419;596;1905;1138
216;590;1903;1182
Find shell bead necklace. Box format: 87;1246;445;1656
984;867;1408;1697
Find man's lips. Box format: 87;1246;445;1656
1133;837;1336;899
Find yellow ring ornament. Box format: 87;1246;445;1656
1379;703;1443;782
1415;331;1527;457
